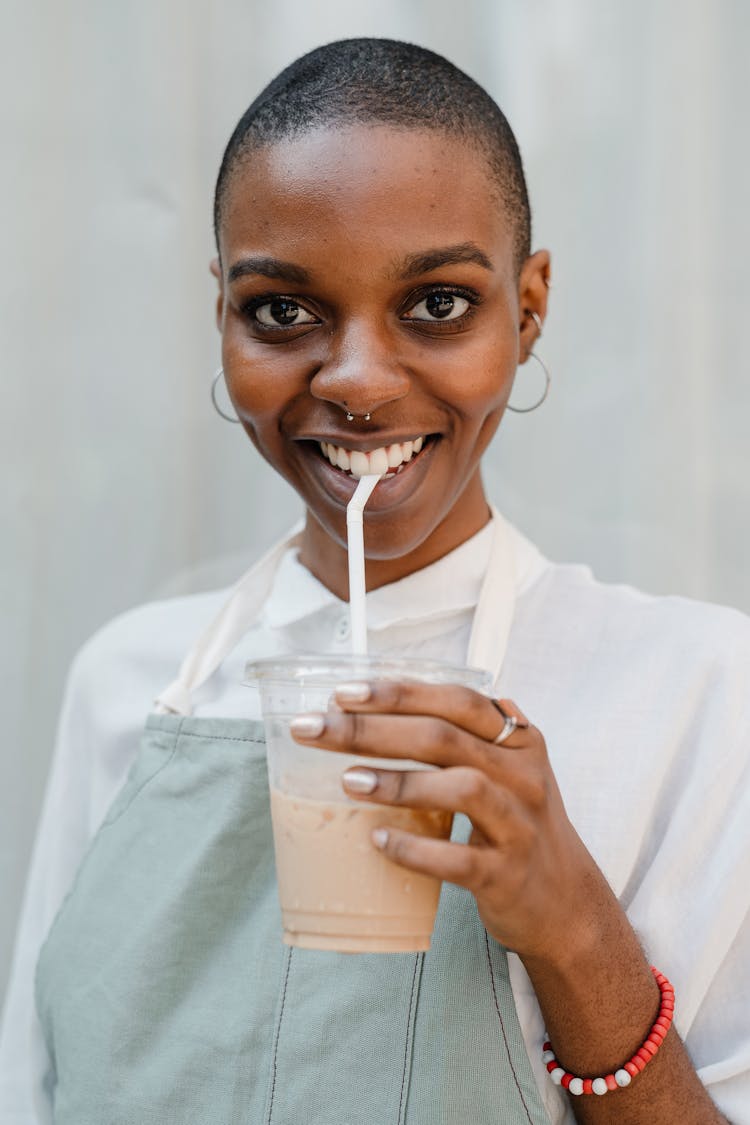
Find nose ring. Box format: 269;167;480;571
345;411;371;422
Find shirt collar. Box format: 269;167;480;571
262;519;496;632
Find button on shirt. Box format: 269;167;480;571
1;519;749;1124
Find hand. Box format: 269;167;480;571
290;681;605;964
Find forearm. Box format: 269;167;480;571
521;863;727;1125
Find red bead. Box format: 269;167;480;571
582;1079;594;1095
605;1074;618;1091
546;1060;559;1073
625;1061;639;1077
642;1040;658;1058
543;1041;552;1052
561;1073;573;1090
635;1048;651;1065
655;1016;671;1032
649;1028;665;1045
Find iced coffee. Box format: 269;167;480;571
246;655;490;953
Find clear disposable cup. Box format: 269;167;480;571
245;655;492;953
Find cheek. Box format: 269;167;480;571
222;337;307;422
426;333;517;419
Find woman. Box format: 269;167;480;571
1;38;747;1124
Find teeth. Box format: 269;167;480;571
386;444;402;468
319;437;429;479
349;450;369;476
336;447;350;472
368;448;389;475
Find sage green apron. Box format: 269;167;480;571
35;512;552;1124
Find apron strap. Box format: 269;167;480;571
155;508;517;715
155;523;303;715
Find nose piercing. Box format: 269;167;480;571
345;411;371;422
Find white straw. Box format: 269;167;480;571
346;474;382;655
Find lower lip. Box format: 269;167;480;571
306;439;439;509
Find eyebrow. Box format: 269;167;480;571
227;256;311;285
394;242;494;279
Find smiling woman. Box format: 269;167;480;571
1;36;748;1125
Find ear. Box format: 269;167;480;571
517;250;551;363
210;257;224;331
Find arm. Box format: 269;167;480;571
291;681;732;1124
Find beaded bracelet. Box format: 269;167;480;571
542;966;674;1097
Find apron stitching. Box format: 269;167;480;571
176;731;267;746
397;953;422;1123
266;945;293;1125
483;930;535;1125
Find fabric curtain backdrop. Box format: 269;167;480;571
2;0;748;1001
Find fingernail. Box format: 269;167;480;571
342;767;378;795
335;682;372;703
372;828;389;849
290;713;325;738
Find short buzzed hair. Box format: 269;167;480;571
214;38;532;273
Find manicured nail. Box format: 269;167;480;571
335;682;372;703
290;713;325;738
372;828;389;849
342;767;378;795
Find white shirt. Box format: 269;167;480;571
1;518;749;1124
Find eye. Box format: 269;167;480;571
403;291;472;322
254;298;318;327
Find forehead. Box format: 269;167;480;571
219;124;515;280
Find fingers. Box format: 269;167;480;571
291;710;487;768
289;700;545;769
342;764;514;842
371;825;488;892
333;680;534;751
334;680;511;741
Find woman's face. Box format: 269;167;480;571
215;124;549;591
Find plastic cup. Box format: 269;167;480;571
245;655;492;953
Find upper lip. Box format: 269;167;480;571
296;432;436;451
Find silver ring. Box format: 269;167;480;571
493;714;518;745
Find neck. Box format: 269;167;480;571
297;474;492;601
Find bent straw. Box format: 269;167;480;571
346;474;382;655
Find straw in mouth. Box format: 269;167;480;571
346;473;382;654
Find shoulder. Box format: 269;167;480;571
519;558;750;680
67;587;232;710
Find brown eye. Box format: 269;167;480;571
403;292;471;322
255;298;317;327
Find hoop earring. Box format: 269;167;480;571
211;368;241;423
506;352;551;414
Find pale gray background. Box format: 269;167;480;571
2;0;748;1002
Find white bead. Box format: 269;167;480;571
542;1050;555;1065
615;1069;632;1087
550;1067;566;1085
592;1077;608;1095
568;1077;584;1096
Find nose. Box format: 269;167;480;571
309;318;410;418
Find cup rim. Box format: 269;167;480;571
244;653;492;690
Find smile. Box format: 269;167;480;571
319;437;426;479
